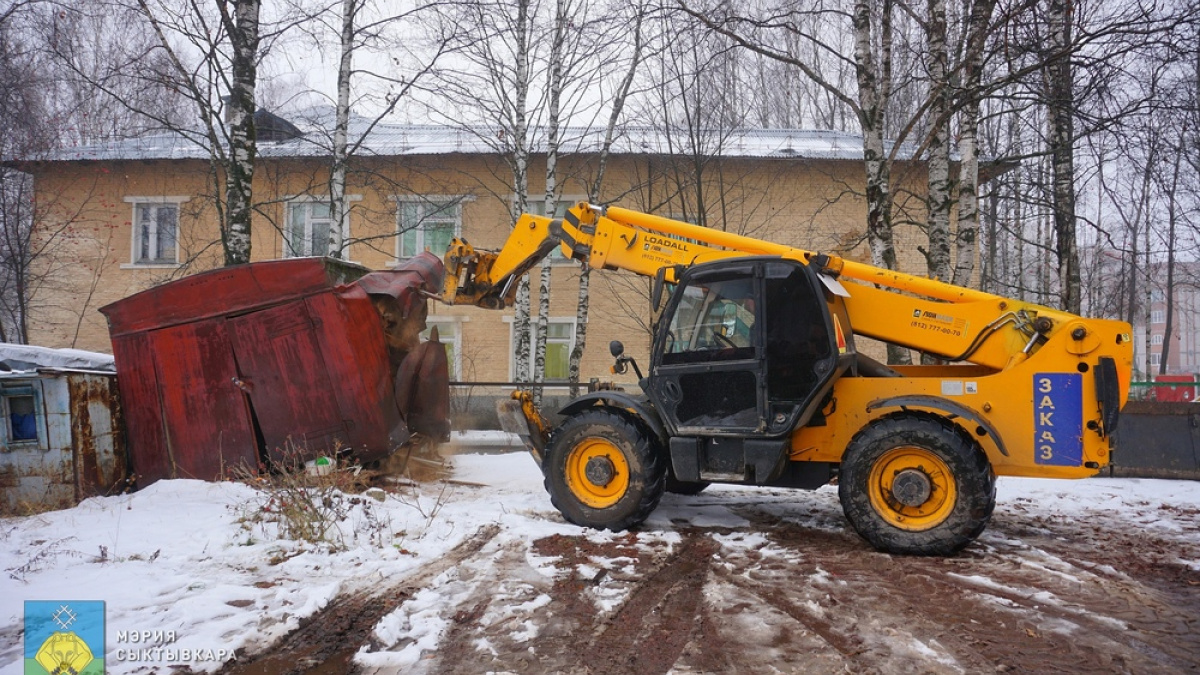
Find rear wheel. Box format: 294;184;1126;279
544;409;666;530
839;413;995;556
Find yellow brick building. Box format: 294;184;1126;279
12;123;946;404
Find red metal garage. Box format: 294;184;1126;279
100;254;445;486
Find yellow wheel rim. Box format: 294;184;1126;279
565;437;629;508
867;446;957;531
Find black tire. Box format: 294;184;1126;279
838;412;996;556
665;471;710;496
543;408;666;531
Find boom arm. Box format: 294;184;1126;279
443;202;1132;377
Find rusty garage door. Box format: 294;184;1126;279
100;255;445;487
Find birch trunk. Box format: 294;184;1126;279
951;0;998;287
1143;216;1151;378
531;0;568;406
221;0;260;266
1046;0;1080;313
511;0;533;385
569;2;645;397
853;0;908;365
328;0;355;258
1160;143;1182;375
925;0;952;283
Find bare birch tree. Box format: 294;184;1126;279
300;0;452;259
88;0;282;266
565;0;648;397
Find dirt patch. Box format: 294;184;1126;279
200;491;1200;674
200;525;500;675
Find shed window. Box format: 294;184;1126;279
5;391;37;443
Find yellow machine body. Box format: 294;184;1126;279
443;202;1133;553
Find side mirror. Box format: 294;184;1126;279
650;267;668;312
609;340;625;358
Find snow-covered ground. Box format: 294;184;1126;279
3;444;1199;674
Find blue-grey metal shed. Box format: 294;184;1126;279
0;345;126;512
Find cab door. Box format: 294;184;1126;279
649;258;847;438
649;263;765;436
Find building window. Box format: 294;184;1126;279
125;197;188;265
513;319;576;381
1151;353;1161;367
422;319;462;380
1151;310;1166;324
398;198;462;259
286;201;336;257
3;387;38;444
1152;334;1164;346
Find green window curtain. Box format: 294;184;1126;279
545;322;572;380
420;323;458;379
400;201;458;258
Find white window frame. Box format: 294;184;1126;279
122;196;188;268
395;195;471;261
284;196;358;259
506;316;578;383
1152;310;1166;324
1151;353;1162;367
1152;334;1164;346
423;317;465;380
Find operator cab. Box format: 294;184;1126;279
647;257;856;484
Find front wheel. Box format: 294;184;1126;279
543;408;666;531
839;413;995;556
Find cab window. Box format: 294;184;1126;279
662;276;756;365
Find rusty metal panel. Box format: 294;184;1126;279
101;258;369;337
1112;401;1200;479
67;373;127;500
228;298;350;462
110;333;172;484
149;320;258;481
306;286;404;457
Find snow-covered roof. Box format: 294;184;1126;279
22;121;916;164
0;344;115;373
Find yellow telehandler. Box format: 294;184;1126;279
442;203;1133;555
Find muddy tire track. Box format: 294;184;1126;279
208;524;500;675
580;532;717;675
423;531;718;675
734;504;1200;674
